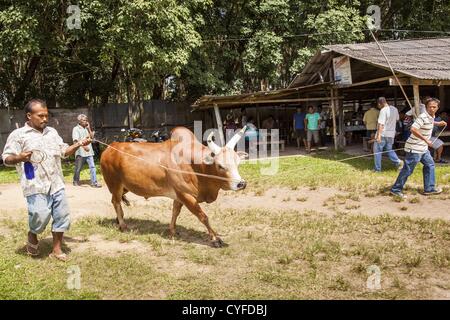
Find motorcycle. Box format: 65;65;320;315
121;128;147;142
121;124;170;143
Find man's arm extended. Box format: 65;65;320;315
4;138;91;165
64;138;91;157
410;127;433;148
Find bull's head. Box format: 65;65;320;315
205;127;248;191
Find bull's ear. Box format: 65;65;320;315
237;151;248;160
203;153;215;165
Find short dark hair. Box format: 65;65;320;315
425;97;440;107
24;99;47;114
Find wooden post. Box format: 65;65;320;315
338;95;345;149
256;107;261;128
213;104;225;146
439;85;446;110
394;86;397;108
413;82;420;117
330;87;338;151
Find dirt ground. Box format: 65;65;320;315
0;183;449;222
1;182;449;299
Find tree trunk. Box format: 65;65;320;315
101;58;121;106
124;68;134;128
152;80;164;100
11;55;41;108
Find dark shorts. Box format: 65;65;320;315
295;129;306;139
366;130;377;138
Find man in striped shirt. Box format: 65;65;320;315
390;98;447;198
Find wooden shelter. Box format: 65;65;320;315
192;37;450;149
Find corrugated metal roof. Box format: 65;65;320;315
325;37;450;80
289;37;450;88
192;82;331;109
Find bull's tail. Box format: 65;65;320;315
122;192;131;206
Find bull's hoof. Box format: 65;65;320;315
119;224;128;232
169;230;180;239
211;238;224;248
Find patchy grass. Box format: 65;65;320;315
409;197;421;204
1;150;449;299
240;152;450;193
1;206;449;299
0;159;103;184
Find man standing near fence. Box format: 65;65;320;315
373;97;404;172
72;114;101;188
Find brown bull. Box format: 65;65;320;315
100;126;247;247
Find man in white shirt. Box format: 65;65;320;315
72;114;101;188
2;99;91;261
373;97;404;172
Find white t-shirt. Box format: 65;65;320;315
377;105;399;138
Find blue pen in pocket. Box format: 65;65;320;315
24;161;35;180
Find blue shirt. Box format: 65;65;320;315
294;112;306;129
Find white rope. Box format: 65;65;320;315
28;149;47;164
94;123;447;177
337;125;447;162
92;139;239;183
369;29;414;111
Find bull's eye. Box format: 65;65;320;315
218;164;227;171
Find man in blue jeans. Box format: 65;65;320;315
373;97;404;172
72;114;101;188
391;98;447;198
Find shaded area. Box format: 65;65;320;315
97;218;228;248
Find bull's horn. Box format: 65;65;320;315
226;126;247;149
207;131;221;155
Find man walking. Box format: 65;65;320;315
391;98;446;198
373;97;403;172
72;114;101;188
1;99;91;261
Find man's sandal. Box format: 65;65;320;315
26;242;39;256
49;252;68;262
